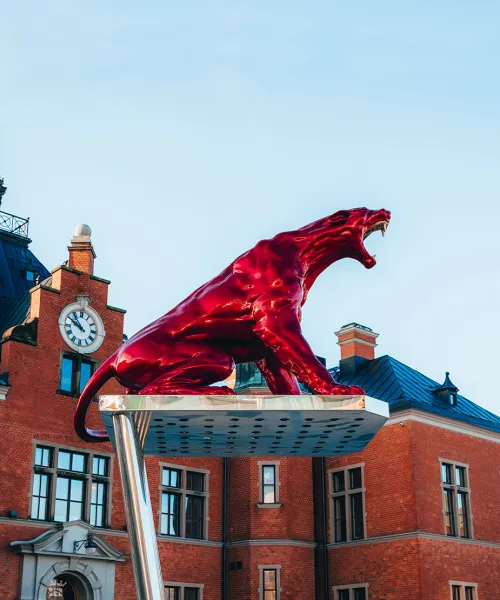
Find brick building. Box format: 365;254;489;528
1;189;499;600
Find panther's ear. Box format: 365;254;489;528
326;210;351;226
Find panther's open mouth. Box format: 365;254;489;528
360;210;391;268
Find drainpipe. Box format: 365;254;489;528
222;457;228;600
321;457;329;599
313;457;329;600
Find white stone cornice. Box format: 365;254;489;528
0;384;9;401
227;539;316;548
328;531;500;549
336;338;377;348
386;408;500;443
10;521;125;561
334;324;379;339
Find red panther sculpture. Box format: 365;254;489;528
75;207;390;442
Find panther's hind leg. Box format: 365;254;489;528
139;380;235;395
138;342;236;395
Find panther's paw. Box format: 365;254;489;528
318;384;365;396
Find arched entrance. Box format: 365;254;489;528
45;572;93;600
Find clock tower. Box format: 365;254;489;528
0;221;126;405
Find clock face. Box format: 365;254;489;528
58;304;105;354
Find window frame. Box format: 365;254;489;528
24;269;36;282
29;441;113;528
164;582;203;600
258;564;281;600
440;459;473;539
449;581;478;600
158;463;209;540
328;463;367;543
57;350;99;398
332;584;369;600
257;461;281;507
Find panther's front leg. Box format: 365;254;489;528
254;298;364;396
256;355;301;395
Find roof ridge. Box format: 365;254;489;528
377;355;412;402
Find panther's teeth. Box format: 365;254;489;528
381;229;385;237
372;254;376;260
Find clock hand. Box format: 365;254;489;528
70;314;85;332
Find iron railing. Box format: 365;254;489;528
0;210;29;237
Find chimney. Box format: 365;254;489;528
335;322;378;379
68;224;95;274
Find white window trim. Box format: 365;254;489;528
328;463;367;543
29;439;114;528
158;462;210;540
439;458;474;539
258;564;281;600
332;583;369;599
164;581;204;600
449;581;478;599
257;461;281;507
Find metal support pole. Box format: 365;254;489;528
113;413;166;600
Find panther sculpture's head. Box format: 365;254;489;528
294;207;391;272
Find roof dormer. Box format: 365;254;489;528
434;372;459;406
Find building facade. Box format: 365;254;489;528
1;188;499;600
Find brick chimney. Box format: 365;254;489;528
68;224;95;274
335;322;378;378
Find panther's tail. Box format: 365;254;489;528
74;352;117;443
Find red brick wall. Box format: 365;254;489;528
329;538;421;600
419;537;500;600
227;545;315;600
325;422;418;542
411;421;500;542
228;457;314;542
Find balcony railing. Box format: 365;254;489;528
0;210;29;238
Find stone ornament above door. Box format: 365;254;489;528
10;521;125;600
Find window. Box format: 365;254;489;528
259;565;281;600
165;584;202;600
333;586;368;600
166;588;179;600
441;461;472;538
31;443;112;527
263;569;277;600
59;353;96;396
160;465;208;540
31;447;52;520
330;465;366;542
450;582;477;599
258;461;280;506
262;465;276;503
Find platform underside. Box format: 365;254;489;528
99;394;389;457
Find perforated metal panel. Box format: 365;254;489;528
100;394;389;457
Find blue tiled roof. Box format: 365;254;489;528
0;231;50;336
331;355;500;434
0;291;31;337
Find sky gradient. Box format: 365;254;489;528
2;1;499;413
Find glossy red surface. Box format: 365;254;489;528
75;207;390;442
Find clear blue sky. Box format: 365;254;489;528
2;2;499;414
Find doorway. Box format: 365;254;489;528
46;572;93;600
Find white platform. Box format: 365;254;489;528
99;394;389;457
